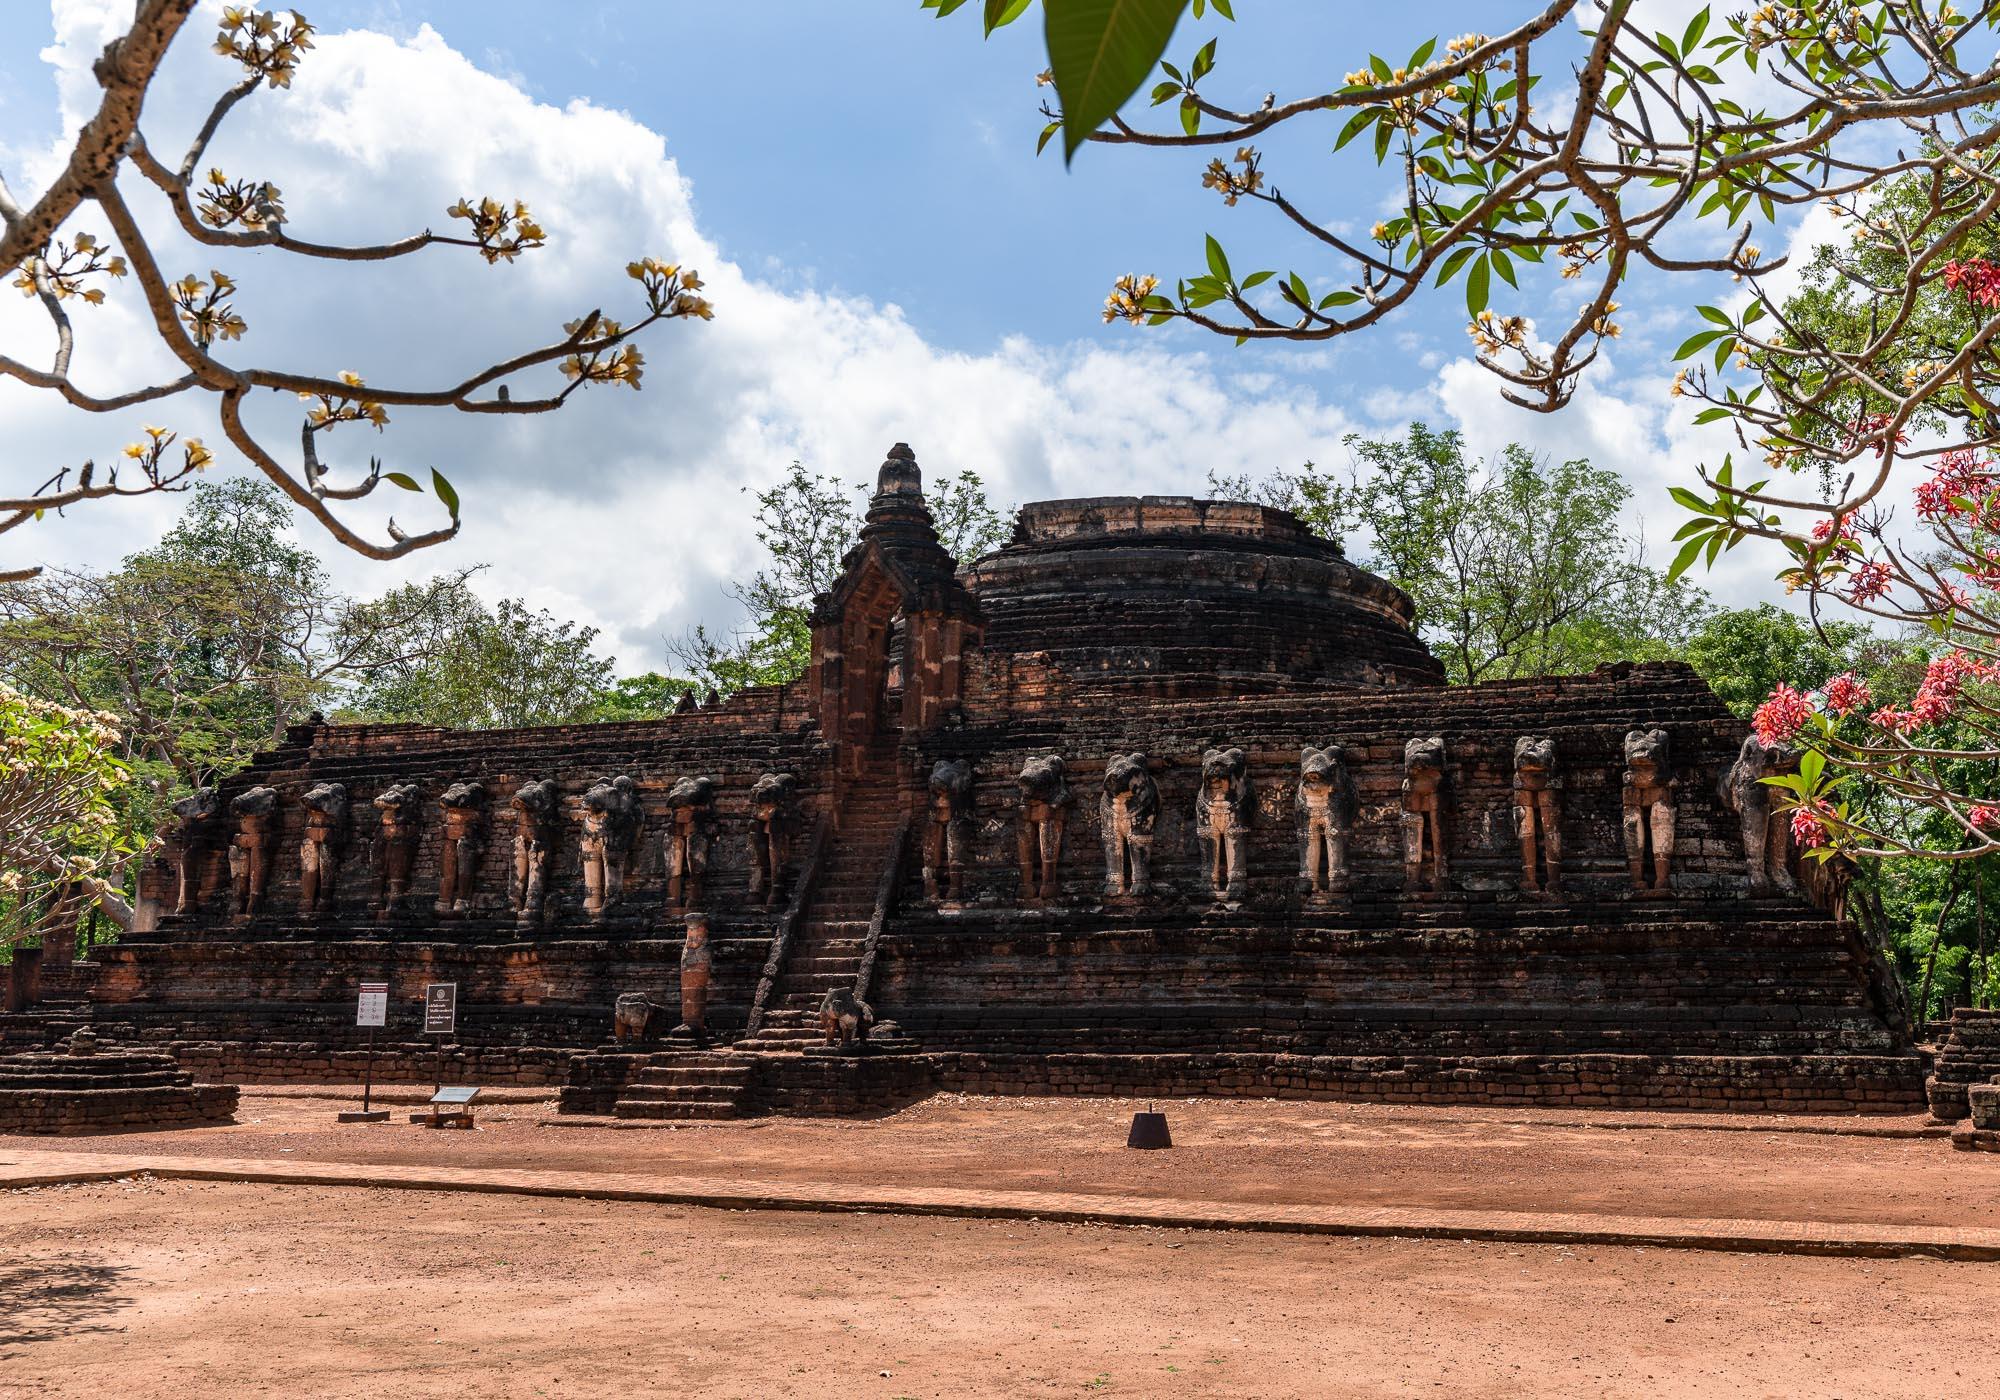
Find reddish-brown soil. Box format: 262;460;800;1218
10;1092;1998;1229
3;1178;1994;1399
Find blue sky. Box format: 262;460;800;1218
0;2;1792;668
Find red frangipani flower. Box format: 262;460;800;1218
1752;682;1814;745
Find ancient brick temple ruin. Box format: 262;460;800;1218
44;444;1923;1118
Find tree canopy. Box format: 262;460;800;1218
1218;425;1706;683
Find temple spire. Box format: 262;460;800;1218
873;442;923;501
860;442;937;542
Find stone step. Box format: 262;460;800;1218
776;978;856;998
735;1031;820;1048
627;1066;754;1088
617;1081;750;1104
786;953;866;969
612;1098;744;1120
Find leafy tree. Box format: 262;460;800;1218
1218;425;1708;683
0;685;138;952
588;672;701;722
929;468;1014;561
340;582;615;729
1682;606;1885;720
0;480;476;787
1;2;714;581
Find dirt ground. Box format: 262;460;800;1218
3;1178;1994;1399
10;1091;1999;1229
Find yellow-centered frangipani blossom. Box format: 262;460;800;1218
215;7;316;88
171;271;248;347
1200;148;1264;207
447;197;547;264
1102;273;1160;324
11;230;126;303
299;370;390;431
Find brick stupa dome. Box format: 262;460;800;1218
960;496;1445;690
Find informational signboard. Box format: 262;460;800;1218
355;981;389;1029
423;982;458;1035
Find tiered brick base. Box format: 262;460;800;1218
0;1049;238;1135
1925;1008;2000;1121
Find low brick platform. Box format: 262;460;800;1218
1926;1007;2000;1121
0;1048;239;1135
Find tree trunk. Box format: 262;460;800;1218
1916;873;1965;1028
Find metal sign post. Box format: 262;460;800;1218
338;980;392;1123
423;982;457;1095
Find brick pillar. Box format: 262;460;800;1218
4;945;44;1012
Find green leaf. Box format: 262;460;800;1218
1037;119;1062;155
1490;249;1517;288
1285;272;1311;307
1697;304;1732;326
1180;95;1200;135
1666;532;1708;582
1209;0;1231;16
1190;37;1216;81
384;472;421;491
1204;233;1230;282
1334;107;1378;151
1673;329;1722;360
1682;6;1710;53
1047;0;1189;163
984;0;1033;33
1465;255;1490;316
1317;289;1361;308
1667;485;1714;514
431;468;460;519
1799;748;1825;787
1239;269;1274;288
1433;246;1478;286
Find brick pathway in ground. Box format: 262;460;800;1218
4;1146;1998;1262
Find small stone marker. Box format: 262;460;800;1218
1127;1104;1172;1150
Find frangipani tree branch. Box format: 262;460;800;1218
950;0;1993;413
0;4;714;580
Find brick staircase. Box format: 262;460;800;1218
735;734;906;1051
611;1049;758;1120
607;734;908;1118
